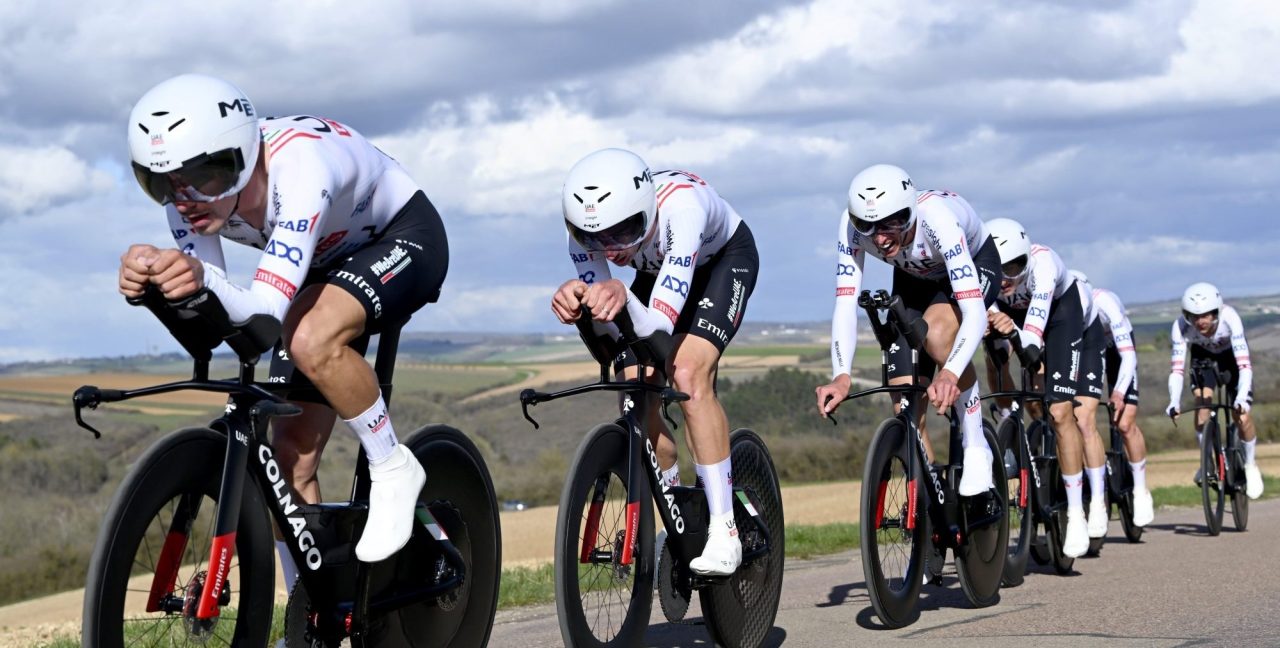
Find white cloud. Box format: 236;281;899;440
427;284;559;331
0;145;114;215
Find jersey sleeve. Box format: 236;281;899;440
567;237;612;289
920;209;987;376
1101;292;1138;398
167;205;228;270
1223;306;1253;396
204;153;338;323
624;211;701;337
1018;255;1056;350
831;215;864;378
1168;319;1187;405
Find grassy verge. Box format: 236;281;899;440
1150;474;1280;508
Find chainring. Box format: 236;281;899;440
657;536;691;623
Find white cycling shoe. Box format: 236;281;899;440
1062;508;1089;558
355;445;426;563
689;514;742;577
957;446;994;497
1132;488;1154;527
1245;463;1264;499
1087;498;1109;538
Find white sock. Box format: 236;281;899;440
1129;459;1147;492
661;464;681;488
1196;431;1203;448
1244;437;1257;465
1085;465;1106;504
955;382;987;453
696;458;734;518
344;395;398;464
276;539;298;594
1063;472;1084;511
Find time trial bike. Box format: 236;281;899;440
519;307;784;647
77;287;501;647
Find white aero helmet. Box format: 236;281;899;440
561;148;656;251
1181;282;1222;316
846;164;917;235
128;74;261;205
986;218;1032;278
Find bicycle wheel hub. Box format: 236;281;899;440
181;571;224;640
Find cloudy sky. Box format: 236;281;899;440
1;0;1277;361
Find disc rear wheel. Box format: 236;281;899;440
701;429;784;648
954;426;1008;607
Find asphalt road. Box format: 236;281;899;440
490;499;1280;647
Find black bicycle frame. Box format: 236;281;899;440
519;310;773;570
843;290;1001;547
1181;359;1242;490
74;288;466;631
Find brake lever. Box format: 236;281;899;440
520;388;541;429
73;386;124;439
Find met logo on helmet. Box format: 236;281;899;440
632;168;653;189
218;98;254;118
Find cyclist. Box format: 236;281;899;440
118;74;448;584
1166;282;1264;499
814;164;999;497
550;148;760;576
1070;271;1155;527
983;218;1094;557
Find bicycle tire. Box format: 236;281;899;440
860;417;924;629
82;427;275;648
996;417;1031;587
1027;421;1073;574
555;423;654;648
1201;418;1224;536
954;426;1008;607
1229;433;1249;532
701;429;785;648
374;425;502;648
1111;428;1143;543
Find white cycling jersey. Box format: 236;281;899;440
1168;304;1253;402
997;244;1094;350
831;189;990;378
168;115;420;324
569;169;742;337
1092;286;1138;398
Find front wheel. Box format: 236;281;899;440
1201;419;1225;536
701;429;785;648
954;426;1008;607
81;428;275;648
860;418;925;629
555;423;654;648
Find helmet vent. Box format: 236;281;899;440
168;118;186;131
598;191;611;202
137;123;150;134
573;193;583;204
584;185;598;190
150;111;169;116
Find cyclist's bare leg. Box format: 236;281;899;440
1117;405;1147;463
1076;396;1106;470
669;335;729;464
272;403;337;503
1234;409;1257;442
282;283;425;561
1193;387;1213;433
672;334;741;575
921;302;989;485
